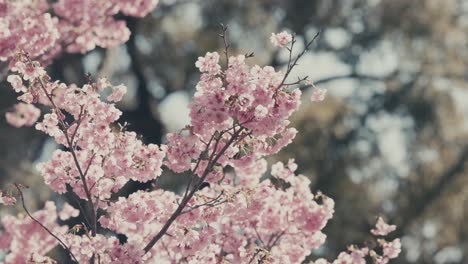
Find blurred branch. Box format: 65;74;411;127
312;73;417;192
126;17;152;114
122;16;164;145
155;0;200;16
97;47;119;78
394;146;468;237
312;72;397;86
0;61;8;80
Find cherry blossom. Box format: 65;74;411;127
100;160;334;263
6;75;27;93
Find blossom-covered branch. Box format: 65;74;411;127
0;26;401;263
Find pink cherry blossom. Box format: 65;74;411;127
116;0;159;17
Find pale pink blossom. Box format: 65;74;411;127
29;253;57;264
116;0;159;17
371;217;396;236
270;31;293;48
59;203;80;220
254;105;269;119
0;191;16;206
5;103;41;128
195;52;221;75
311;259;330;264
333;252;353;264
311;87;327;102
382;239;402;259
107;84;127;102
6;74;27;93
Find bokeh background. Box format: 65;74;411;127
2;0;468;263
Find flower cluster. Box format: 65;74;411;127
163;50;301;186
0;0;59;62
8;54;165;201
0;0;159;63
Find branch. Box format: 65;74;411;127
143;128;244;254
14;184;79;263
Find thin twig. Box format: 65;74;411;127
277;30;322;89
14;184;79;263
181;191;225;214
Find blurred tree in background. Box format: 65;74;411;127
2;0;468;263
